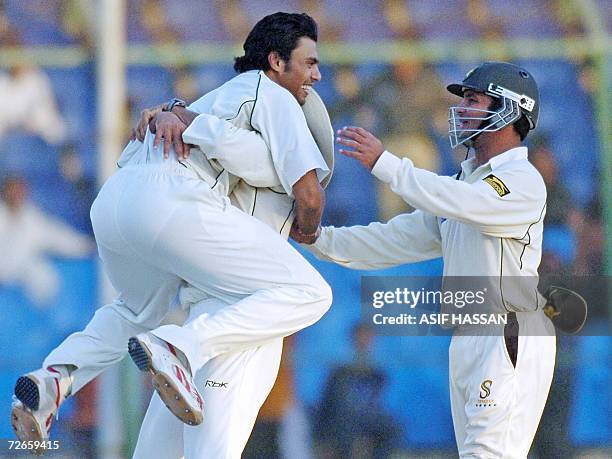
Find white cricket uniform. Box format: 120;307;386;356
44;71;333;458
131;79;334;459
308;147;556;458
143;70;330;370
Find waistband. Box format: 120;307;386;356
118;160;200;180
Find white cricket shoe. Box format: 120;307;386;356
11;367;72;447
128;333;203;425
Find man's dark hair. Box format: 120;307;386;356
513;116;531;141
234;12;318;73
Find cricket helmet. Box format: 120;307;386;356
447;61;539;148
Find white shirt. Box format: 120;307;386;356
117;71;331;236
309;147;547;314
183;70;330;198
0;68;67;145
0;202;92;280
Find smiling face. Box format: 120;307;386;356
448;89;501;148
266;37;321;105
456;89;495;134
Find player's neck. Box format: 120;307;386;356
473;132;522;166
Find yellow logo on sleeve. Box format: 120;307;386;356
483;174;510;197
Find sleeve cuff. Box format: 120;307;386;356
371;150;403;183
312;226;331;250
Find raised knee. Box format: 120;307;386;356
312;278;333;316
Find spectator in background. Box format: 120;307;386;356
529;134;582;274
58;143;96;234
301;0;343;42
60;0;97;49
382;0;421;40
314;323;398;459
0;61;67;145
573;196;604;277
173;65;201;104
0;5;20;46
331;60;449;220
530;134;581;228
67;380;97;459
0;176;93;305
572;196;607;317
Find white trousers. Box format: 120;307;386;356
44;160;331;457
133;299;283;459
44;297;283;458
449;311;556;458
44;300;152;393
89;163;331;370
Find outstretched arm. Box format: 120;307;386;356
337;126;546;238
303;210;442;271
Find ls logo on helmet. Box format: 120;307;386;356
487;83;535;112
483;174;510;197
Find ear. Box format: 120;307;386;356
267;51;285;73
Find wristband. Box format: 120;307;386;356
296;226;321;238
162;98;187;112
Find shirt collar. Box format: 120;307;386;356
460;146;528;177
488;146;528;169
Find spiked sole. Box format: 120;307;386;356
128;337;153;371
128;337;202;426
15;376;40;410
11;404;46;454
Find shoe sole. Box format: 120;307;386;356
128;337;203;426
11;404;46;450
15;376;40;410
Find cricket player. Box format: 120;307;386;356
296;62;556;458
11;13;334;457
130;87;335;458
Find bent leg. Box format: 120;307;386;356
44;301;157;394
134;298;284;459
147;202;331;370
93;167;330;380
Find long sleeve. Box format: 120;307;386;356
182;114;280;188
372;151;546;238
308;210;442;270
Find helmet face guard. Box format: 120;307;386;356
446;62;539;149
448;93;522;149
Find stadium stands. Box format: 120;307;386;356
0;1;609;455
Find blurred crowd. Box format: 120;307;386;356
0;1;609;458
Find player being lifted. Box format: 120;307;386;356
12;12;335;458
